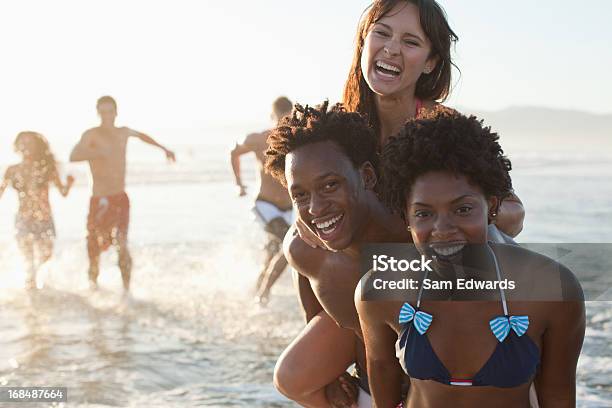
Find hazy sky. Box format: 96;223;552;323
1;0;611;148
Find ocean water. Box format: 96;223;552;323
0;147;611;407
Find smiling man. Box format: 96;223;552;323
265;101;410;407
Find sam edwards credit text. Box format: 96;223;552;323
372;278;516;290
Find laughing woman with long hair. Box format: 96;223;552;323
341;0;524;235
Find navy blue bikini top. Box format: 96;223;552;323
395;246;540;387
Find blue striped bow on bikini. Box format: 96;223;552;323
489;315;529;342
398;303;433;335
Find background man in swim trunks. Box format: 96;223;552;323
70;95;176;292
230;96;293;304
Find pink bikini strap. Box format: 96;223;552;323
415;98;424;118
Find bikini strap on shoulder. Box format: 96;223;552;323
487;244;508;316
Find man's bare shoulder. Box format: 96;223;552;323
82;127;99;137
283;228;328;276
283;229;358;282
495;243;584;301
244;130;270;148
85;126;129;135
84;126;118;140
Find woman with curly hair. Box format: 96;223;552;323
355;112;585;407
0;131;74;288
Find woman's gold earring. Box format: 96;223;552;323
489;212;498;224
406;225;411;232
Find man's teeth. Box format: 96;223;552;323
432;245;465;257
376;61;401;73
314;214;343;230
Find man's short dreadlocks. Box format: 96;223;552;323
265;100;378;187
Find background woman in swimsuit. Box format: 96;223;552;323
356;112;585;407
0;131;73;288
